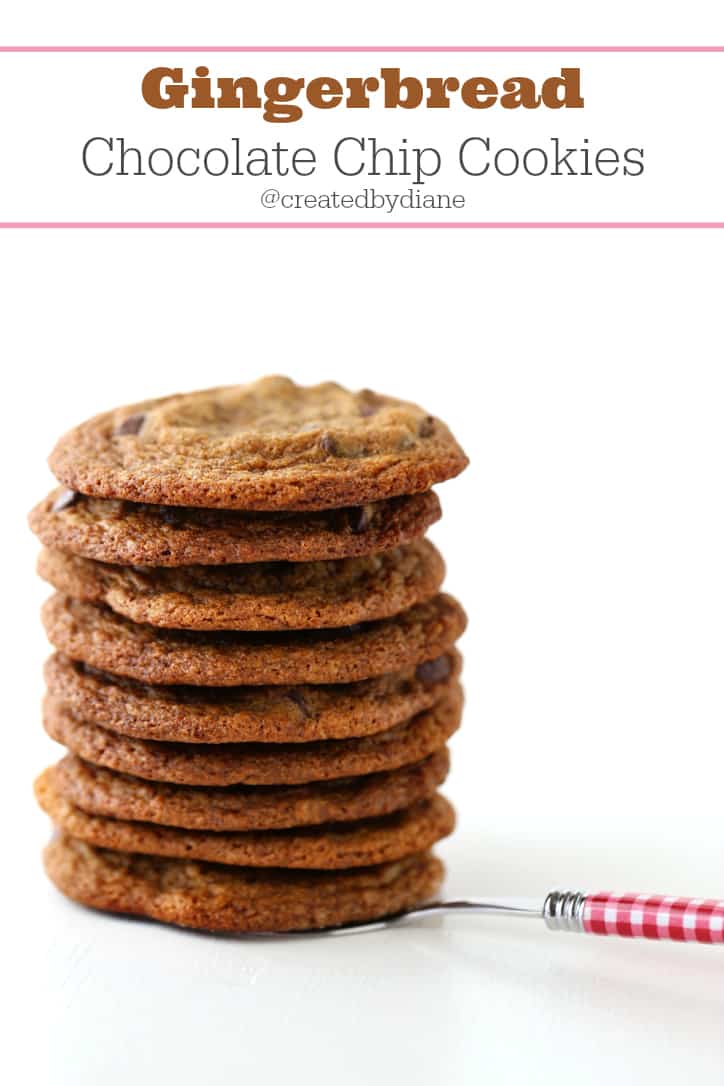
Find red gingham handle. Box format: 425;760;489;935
583;893;724;944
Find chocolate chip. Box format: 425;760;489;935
51;489;82;513
78;661;111;681
115;413;145;436
347;504;375;533
415;655;452;684
418;416;436;438
357;389;383;417
157;506;187;529
287;689;311;719
319;433;339;456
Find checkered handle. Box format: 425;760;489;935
583;893;724;944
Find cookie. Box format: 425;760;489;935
29;490;442;566
47;378;468;511
44;650;462;743
35;775;455;869
44;835;444;932
37;540;444;631
43;687;462;786
41;592;467;686
47;749;450;832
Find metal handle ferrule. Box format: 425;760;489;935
543;889;587;933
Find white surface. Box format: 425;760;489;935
3;4;724;1084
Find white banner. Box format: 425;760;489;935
0;48;721;223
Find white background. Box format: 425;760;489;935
3;4;724;1085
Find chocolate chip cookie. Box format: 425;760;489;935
42;687;462;786
37;540;444;630
46;749;450;831
29;489;441;565
36;777;455;869
44;835;444;932
48;378;468;511
41;592;467;686
35;377;469;934
44;649;461;743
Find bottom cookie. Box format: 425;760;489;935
44;834;444;932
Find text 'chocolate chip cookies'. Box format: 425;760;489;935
31;377;468;932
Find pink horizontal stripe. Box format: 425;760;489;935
2;222;723;229
0;46;722;53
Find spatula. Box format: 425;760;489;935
329;888;724;943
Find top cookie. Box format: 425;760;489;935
48;377;468;511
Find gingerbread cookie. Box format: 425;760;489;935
44;834;444;932
48;378;468;511
44;650;461;743
41;592;467;686
47;749;450;831
42;688;462;786
37;540;444;630
36;779;455;869
29;490;441;566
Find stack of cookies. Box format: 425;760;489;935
30;377;468;932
